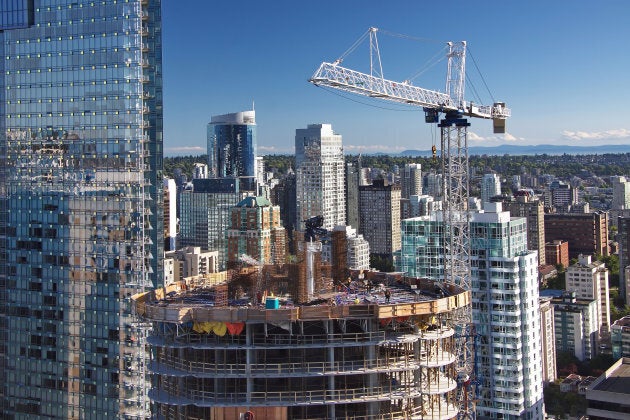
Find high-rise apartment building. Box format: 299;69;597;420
192;162;209;179
179;178;256;270
226;196;286;266
539;298;557;384
295;123;345;230
0;0;163;417
207;110;256;178
566;254;611;339
469;204;544;418
552;292;599;361
359;179;401;258
544;212;609;259
401;163;422;200
398;203;545;418
550;181;577;210
398;215;445;280
401;194;442;220
423;171;442;198
611;176;630;210
480;173;501;204
504;194;546;266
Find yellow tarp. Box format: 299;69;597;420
192;321;227;336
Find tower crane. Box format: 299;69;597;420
309;27;510;419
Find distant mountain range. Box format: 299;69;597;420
395;144;630;157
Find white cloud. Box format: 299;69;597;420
561;128;630;141
467;131;484;141
503;132;518;141
467;131;521;142
344;144;408;153
165;146;205;153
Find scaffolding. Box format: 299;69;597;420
132;256;471;419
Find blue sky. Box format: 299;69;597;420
162;0;630;156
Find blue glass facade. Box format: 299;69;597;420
0;0;34;30
0;0;163;418
207;110;256;178
179;177;256;270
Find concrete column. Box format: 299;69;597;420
366;320;378;417
327;320;336;419
246;322;253;404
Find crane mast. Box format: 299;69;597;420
309;27;511;419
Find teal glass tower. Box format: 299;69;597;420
0;0;163;417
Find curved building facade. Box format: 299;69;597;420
133;273;470;419
207;111;256;178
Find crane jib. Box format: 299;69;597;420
310;62;509;124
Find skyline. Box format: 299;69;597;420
162;0;630;156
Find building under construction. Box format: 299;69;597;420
132;243;471;419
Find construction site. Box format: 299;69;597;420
132;236;471;420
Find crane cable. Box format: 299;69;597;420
378;29;445;45
465;72;483;106
404;45;449;84
315;85;439;160
466;47;497;104
335;28;372;64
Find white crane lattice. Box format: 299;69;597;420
309;27;511;419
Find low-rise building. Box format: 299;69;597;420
586;357;630;419
545;239;570;269
560;374;583;393
164;247;219;284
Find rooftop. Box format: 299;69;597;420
132;271;470;324
612;315;630;328
592;359;630;394
236;196;272;208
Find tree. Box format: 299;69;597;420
599;254;620;288
611;304;630;322
610;225;618;241
370;255;395;272
556;351;579;377
544;271;566;290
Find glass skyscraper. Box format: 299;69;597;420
0;0;163;417
207;110;256;178
179;178;256;270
